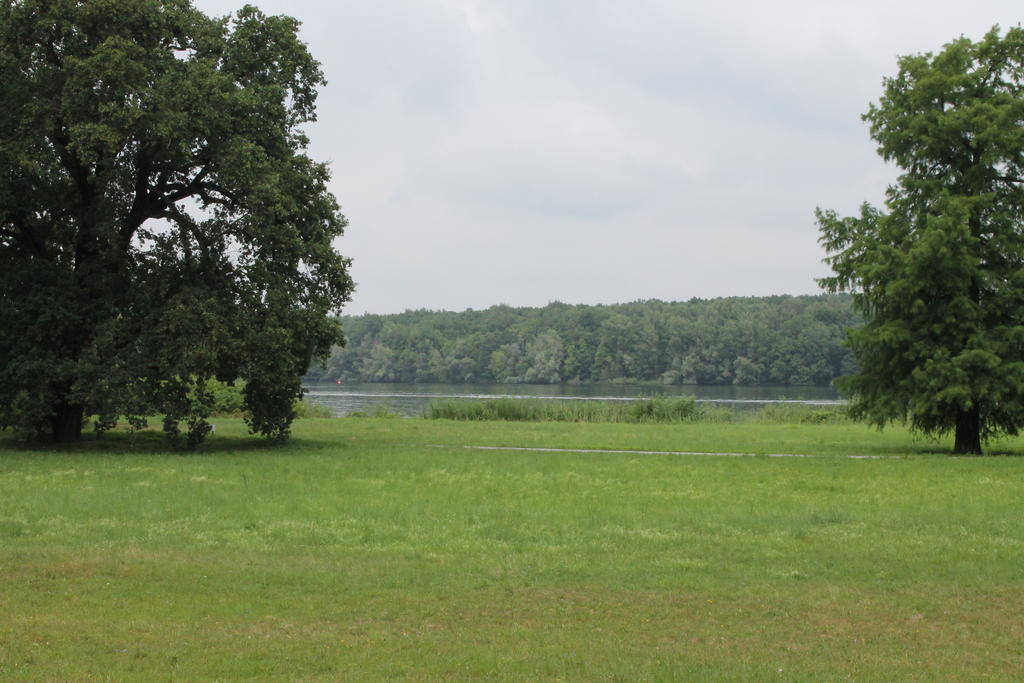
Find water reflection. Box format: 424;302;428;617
301;382;843;417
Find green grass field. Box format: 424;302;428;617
2;417;1024;679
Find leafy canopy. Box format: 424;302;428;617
818;26;1024;453
0;0;354;444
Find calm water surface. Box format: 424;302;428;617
301;382;843;417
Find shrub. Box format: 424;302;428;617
425;397;706;424
754;403;849;424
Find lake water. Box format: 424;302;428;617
301;382;844;417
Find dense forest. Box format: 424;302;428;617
308;295;860;386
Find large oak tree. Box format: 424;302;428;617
818;27;1024;454
0;0;353;444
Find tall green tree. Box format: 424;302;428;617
818;27;1024;454
0;0;353;444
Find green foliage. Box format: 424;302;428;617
291;399;334;419
311;295;859;386
626;396;703;422
818;26;1024;454
0;1;353;445
204;378;332;419
203;379;248;417
423;397;850;425
345;404;401;418
425;396;705;423
81;380;330;442
753;403;851;425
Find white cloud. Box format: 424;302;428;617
191;0;1023;313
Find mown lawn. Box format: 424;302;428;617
1;417;1023;679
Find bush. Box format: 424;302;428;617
425;397;706;424
628;396;701;422
208;380;247;416
423;397;852;425
293;400;334;419
754;403;849;424
204;381;334;419
346;405;400;418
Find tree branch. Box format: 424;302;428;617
122;160;234;249
47;123;92;208
121;143;162;248
164;204;210;266
162;166;213;204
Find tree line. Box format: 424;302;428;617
309;295;860;386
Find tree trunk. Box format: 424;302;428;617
49;402;84;443
953;407;982;455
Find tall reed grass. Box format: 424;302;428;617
423;397;849;424
426;396;703;423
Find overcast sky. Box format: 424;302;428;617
196;0;1022;314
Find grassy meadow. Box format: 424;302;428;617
2;416;1024;679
